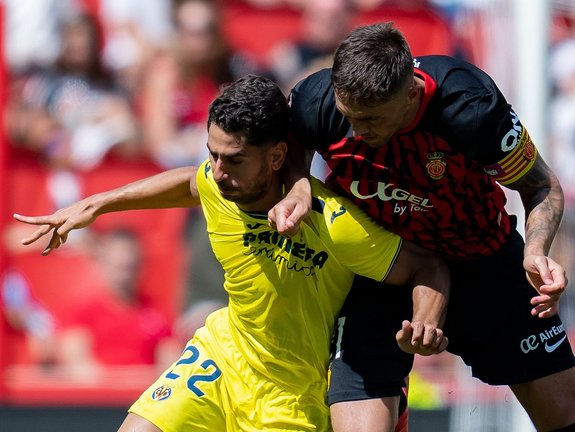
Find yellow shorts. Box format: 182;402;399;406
129;314;331;431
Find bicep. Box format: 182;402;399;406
383;241;441;286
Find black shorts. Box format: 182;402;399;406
327;225;575;405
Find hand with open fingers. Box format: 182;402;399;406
524;254;567;318
396;320;448;356
13;200;98;256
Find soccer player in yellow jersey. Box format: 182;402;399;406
14;75;449;432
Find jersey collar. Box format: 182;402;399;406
397;68;437;133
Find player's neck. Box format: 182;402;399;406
401;78;425;128
238;178;284;214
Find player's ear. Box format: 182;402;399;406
270;141;287;170
406;80;421;105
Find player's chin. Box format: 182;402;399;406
219;189;240;201
363;136;386;148
363;137;385;148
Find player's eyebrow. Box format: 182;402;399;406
206;143;247;159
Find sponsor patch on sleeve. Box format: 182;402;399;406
483;130;537;185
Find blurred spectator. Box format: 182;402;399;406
352;0;455;58
549;37;575;328
549;38;575;192
407;370;445;410
98;0;172;106
1;269;57;366
232;0;301;8
141;0;266;169
409;350;454;410
551;0;575;45
3;0;80;72
172;299;226;347
57;228;172;375
5;13;140;172
140;0;259;313
220;0;303;65
269;0;353;92
4;13;142;263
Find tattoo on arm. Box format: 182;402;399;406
506;154;564;256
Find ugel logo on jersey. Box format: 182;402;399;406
425;152;446;180
152;385;172;401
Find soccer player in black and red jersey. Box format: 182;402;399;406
268;22;575;432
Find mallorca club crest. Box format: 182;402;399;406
523;140;536;161
425;152;447;180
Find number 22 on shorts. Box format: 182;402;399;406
165;345;222;397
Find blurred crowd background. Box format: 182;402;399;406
1;0;575;430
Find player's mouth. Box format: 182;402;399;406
218;185;236;197
361;135;380;145
362;135;388;148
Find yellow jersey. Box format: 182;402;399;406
197;160;401;391
130;161;402;431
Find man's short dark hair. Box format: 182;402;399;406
208;75;289;146
332;22;414;106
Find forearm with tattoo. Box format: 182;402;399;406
507;154;564;256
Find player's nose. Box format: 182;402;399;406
348;119;370;137
211;160;228;182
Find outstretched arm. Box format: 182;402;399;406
384;241;450;356
267;138;314;236
506;154;566;318
14;166;201;255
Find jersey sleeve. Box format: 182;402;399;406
195;160;217;209
289;69;350;151
438;64;538;184
195;160;237;226
306;179;402;282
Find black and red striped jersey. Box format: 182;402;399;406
289;56;538;259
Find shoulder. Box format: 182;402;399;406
289;68;334;115
417;56;518;162
195;161;213;190
291;68;332;97
416;55;496;92
289;69;349;148
307;178;380;237
417;55;506;114
195;161;222;208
